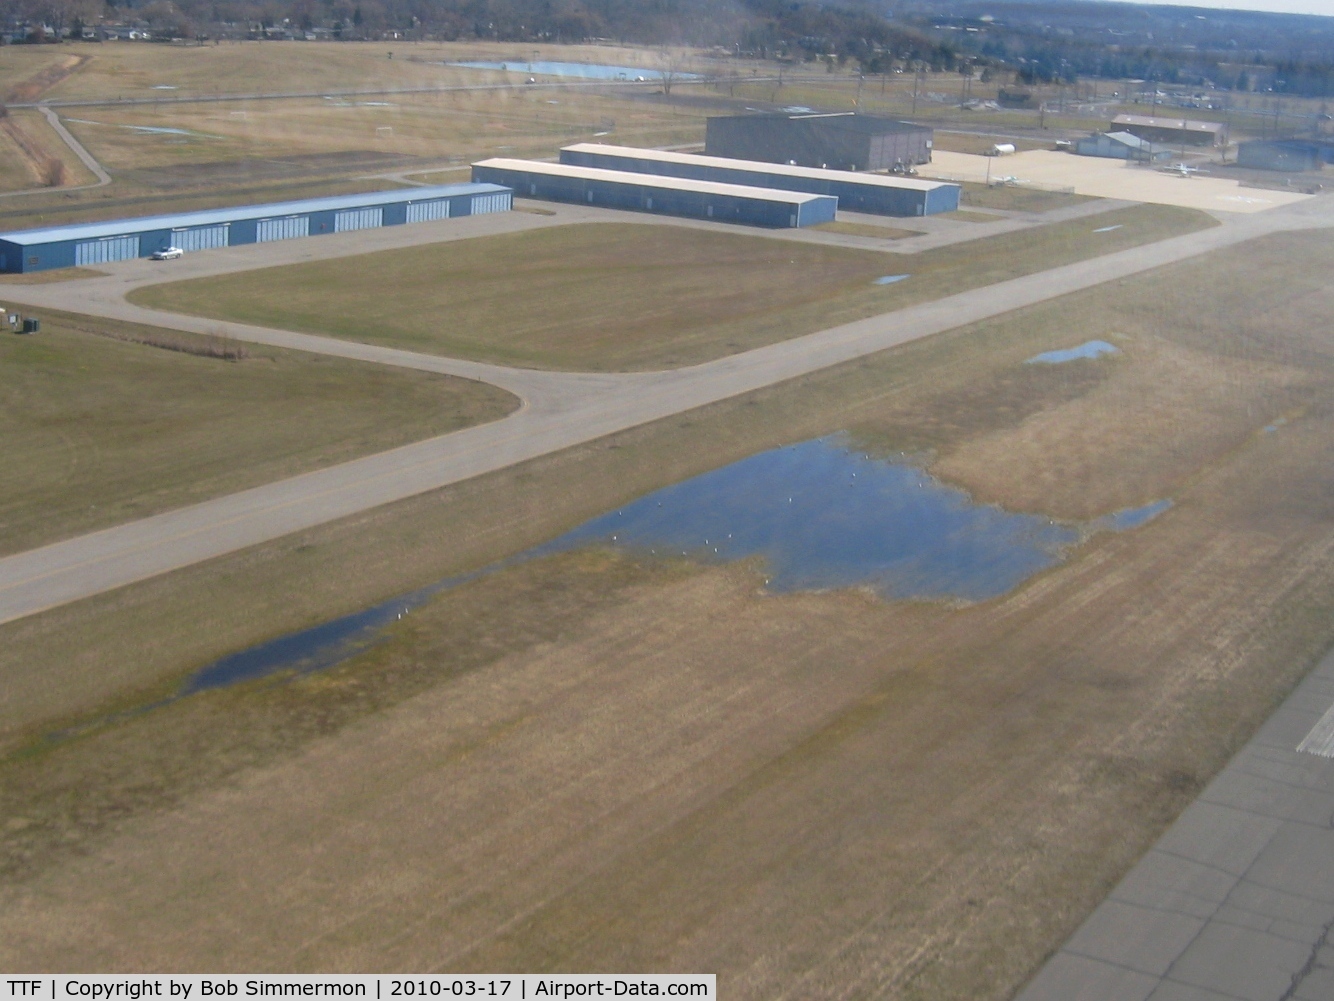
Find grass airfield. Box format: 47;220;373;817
0;310;516;555
4;210;1334;995
0;35;1332;1000
130;206;1212;371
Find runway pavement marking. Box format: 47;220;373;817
1297;701;1334;757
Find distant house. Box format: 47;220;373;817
1075;131;1171;162
1110;114;1227;148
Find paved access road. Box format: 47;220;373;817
1017;646;1334;1001
2;196;1332;625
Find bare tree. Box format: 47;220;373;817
658;47;688;99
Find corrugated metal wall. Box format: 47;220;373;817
256;216;311;242
75;235;139;266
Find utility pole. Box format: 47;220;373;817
912;63;920;115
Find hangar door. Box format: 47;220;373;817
257;216;310;242
172;224;229;252
75;234;139;266
334;207;383;232
405;199;450;223
471;192;510;215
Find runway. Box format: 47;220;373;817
1017;644;1334;1001
1;195;1331;626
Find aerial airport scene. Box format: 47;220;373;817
1;0;1334;997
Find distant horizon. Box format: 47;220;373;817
1112;0;1334;17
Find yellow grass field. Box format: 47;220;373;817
2;225;1332;997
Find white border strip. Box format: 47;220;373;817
1297;700;1334;757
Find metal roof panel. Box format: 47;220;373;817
474;158;835;203
561;143;954;193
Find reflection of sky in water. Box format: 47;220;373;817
448;60;699;80
170;437;1171;698
533;436;1078;602
1026;340;1119;364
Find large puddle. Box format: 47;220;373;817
528;437;1077;601
447;60;700;81
154;435;1175;704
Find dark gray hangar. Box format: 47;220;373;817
559;143;959;216
470;158;837;228
0;183;512;274
1236;139;1334;172
705;113;934;171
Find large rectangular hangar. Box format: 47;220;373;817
470;158;837;228
559;143;960;216
0;183;513;274
706;113;934;171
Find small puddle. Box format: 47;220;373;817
1093;499;1173;531
1026;340;1119;364
874;274;911;285
1092;224;1124;233
44;439;1175;742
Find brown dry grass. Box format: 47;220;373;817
934;338;1308;519
0;229;1331;996
0;309;516;554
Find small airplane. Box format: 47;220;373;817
1161;162;1209;177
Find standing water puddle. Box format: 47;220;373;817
52;437;1173;739
526;437;1078;601
1026;340;1119;364
447;60;699;81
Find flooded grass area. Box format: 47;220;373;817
106;436;1172;712
4;230;1333;994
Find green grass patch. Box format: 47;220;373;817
815;220;923;240
131;205;1216;372
0;309;517;555
959;181;1095;213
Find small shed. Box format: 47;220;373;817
1075;131;1171;162
1110;114;1228;148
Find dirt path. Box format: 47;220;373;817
1;197;1331;625
0;117;55;186
4;54;90;104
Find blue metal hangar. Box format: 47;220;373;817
560;143;960;217
470;158;837;228
0;182;513;274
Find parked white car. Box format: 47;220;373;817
150;247;184;260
